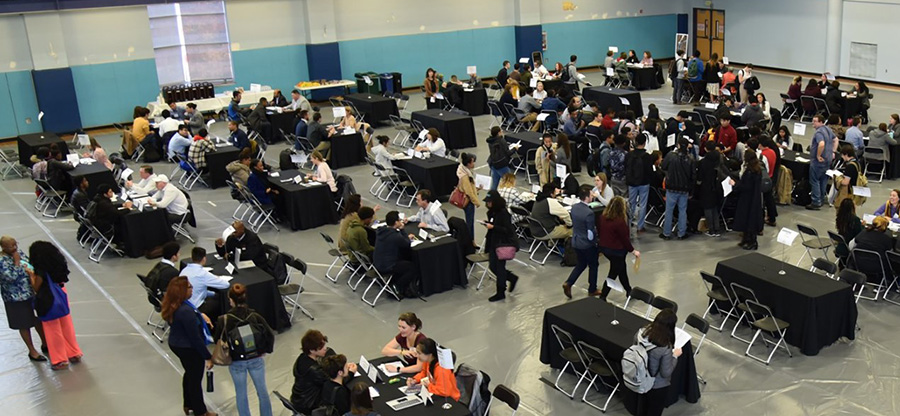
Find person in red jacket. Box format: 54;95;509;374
716;115;737;158
597;196;640;301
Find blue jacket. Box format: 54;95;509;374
227;100;242;121
373;226;411;273
541;97;565;126
168;303;212;359
688;58;704;82
247;172;273;205
230;129;251;151
295;119;309;141
570;201;597;250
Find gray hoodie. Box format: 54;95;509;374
635;328;677;389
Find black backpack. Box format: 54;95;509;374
489;139;511;169
560;63;573;82
668;58;683;79
225;313;271;360
745;75;761;91
791;178;812;206
625;153;646;186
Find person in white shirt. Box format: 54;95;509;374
591;173;615;206
415;128;447;157
167;124;192;160
125;165;159;195
158;109;181;136
308;151;338;193
284;89;311;112
407;189;449;232
370;135;397;173
533;61;550;79
148;175;190;224
532;81;547;101
180;247;229;318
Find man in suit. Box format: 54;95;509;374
496;60;510;90
307;112;335;160
215;220;268;268
271;89;289;107
247;97;274;143
562;185;600;298
143;242;181;302
294;110;310;151
185;103;204;132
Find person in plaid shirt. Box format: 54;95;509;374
188;128;216;173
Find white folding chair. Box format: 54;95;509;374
0;148;23;179
278;253;314;321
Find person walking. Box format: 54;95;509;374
597;197;640;300
483;191;519;302
0;236;47;362
29;241;82;370
562;185;600;299
487;126;515;190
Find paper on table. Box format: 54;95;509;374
675;327;692;349
475;174;491;190
343;127;355;135
608;46;618;53
378;363;402;377
250;83;261;92
219;275;233;282
776;227;799;246
530;78;538;88
120;168;134;181
556;164;568;180
620;97;630;106
406;148;415;157
414;151;424;159
417;230;429;241
667;133;676;148
224;262;236;275
38;111;44;121
77;134;91;146
367;365;379;384
863;214;876;224
410;240;423;247
723;56;730;65
853;186;872;197
369;386;380;398
467;65;476;74
519;57;529;64
238;260;255;269
436;345;454;370
66;153;79;167
332;106;346;118
532;184;541;193
825;169;842;178
605;278;625;293
721;177;733;197
269;172;280;178
705;102;717;109
793;122;807;136
536;113;549;121
795;156;810;163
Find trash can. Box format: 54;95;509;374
355;71;381;94
379;73;394;95
391;72;402;94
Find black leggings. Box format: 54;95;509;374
600;253;632;299
636;386;670;416
171;346;208;415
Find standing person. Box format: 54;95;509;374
738;63;755;104
756;137;778;226
483;191;518;302
487;126;514;190
456;153;482;239
730;151;764;250
833;144;860;211
671;49;686;105
0;236;47;362
806;114;836;210
424;68;441;109
629;309;681;416
597;197;639;300
686;50;705;104
214;284;275;416
698;142;726;237
562;185;600;298
625;134;654;234
29;241;83;370
496;61;510;91
659;138;696;240
160;276;215;416
535;133;557;186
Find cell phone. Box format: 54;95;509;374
206;370;214;393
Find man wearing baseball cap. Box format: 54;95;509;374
148;174;189;225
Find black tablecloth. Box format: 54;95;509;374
270;112;298;138
18;133;67;167
393;156;459;199
541;79;566;95
539;297;701;412
460;89;489;116
780;149;811;183
349;357;472;416
117;208;173;258
206;145;242;189
693;106;742;128
331;132;366;169
265;169;338;230
412;110;477;149
404;224;467;296
344;93;399;125
714;253;857;356
508;130;581;173
202;257;291;332
630;67;659;90
582;87;643;118
67;163;119;198
841;96;863;122
887;144;900;179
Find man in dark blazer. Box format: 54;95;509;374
215;220;268;268
144;242;181;303
247;97;274;143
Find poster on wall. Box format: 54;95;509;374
542;31;547;51
675;33;689;56
849;42;877;79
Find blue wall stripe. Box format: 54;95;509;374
514;25;543;66
6;71;42;135
542;15;678;67
33;68;82;133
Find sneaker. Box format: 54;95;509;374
658;233;672;241
805;204;822;211
705;231;721;237
677;234;690;240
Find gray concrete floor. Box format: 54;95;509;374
2;69;900;416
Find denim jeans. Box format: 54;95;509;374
229;356;273;416
490;166;510;191
464;202;476;239
672;78;685;103
566;246;600;292
628;185;650;230
663;191;688;237
809;163;828;206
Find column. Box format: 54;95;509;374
303;0;343;100
824;0;842;74
24;13;82;132
513;0;542;63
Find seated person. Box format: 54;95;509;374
227;151;252;187
167;100;187;120
407;189;449;232
308;112;336;160
285;89;311;112
180;247;230;318
406;338;461;401
167;124;192;160
228;120;253;152
125;165;159;195
374;211;419;297
853;216;893;267
591;173;615;206
319;354;352;415
340;206;375;259
415;128;447;157
381;312;426;374
215;220;269;268
291;330;357;414
227;90;252;121
148;175;190;225
496;173;535;221
294;110;310;142
89;184;134;240
247;97;274;143
187;128;215;173
271;89;289;107
873;189;900;224
46;147;75;192
144;241;181;301
347;383;378;416
158;109;181;136
529;183;573;240
308;151;338;193
185;103;204;131
71;177;91;239
247;158;279;205
441;75;464;107
370;135;398;173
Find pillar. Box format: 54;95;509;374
303;0;343;100
824;0;842;74
513;0;542;64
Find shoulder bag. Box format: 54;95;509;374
38;274;70;322
449;187;470;209
212;315;232;366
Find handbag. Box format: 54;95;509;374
212;315;232;366
495;245;518;261
449;187;469;209
39;274;70;322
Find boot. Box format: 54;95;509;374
508;273;519;292
488;292;506;302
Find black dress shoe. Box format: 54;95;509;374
488;293;506;302
508;274;519;292
28;353;47;362
658;233;672;240
41;345;48;354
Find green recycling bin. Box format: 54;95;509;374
354;71;381;94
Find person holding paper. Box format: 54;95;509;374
597;197;638;300
456;153;482;239
835;199;863;268
187;129;215;173
483;191;519;302
370;135;397;174
698;142;728;237
872;189;900;224
216;220;269;269
540;89;566;127
562;185;601;298
415;128;446;157
382;312;426;374
806;114;836;210
185;103;204;132
89;184;133;240
81;137;113;169
833;144;861;211
308;112;335;160
373;211;419;298
125;165;159;195
533;60;549;79
408;190;449;232
179;247;229;320
424;68;441;109
247;158;279;205
167;124;193;161
407;338;461;401
158;109;181;137
659;138;696;240
626;309;681;416
487;126;515;190
535;134;557;186
730;150;764;250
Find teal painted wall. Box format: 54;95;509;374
542;15;677;68
5;71;42;136
339;27;516;89
71;59;159;128
226;44;310;95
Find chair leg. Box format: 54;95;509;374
730;311;752;344
325;257;343;283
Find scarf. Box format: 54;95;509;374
457;163;474;181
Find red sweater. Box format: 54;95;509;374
597;215;634;253
601;115;615;130
717;125;737;152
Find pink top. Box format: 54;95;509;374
93;147;113;169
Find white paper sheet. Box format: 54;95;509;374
620;97;630;106
721;177;733;197
776;227;799;246
238;260;255;269
343;127;355;135
606;67;614;76
863;214;876;224
377;363;401;377
418;129;429;139
704;102;717;109
608;46;618;53
795;156;810;163
369;386;380;398
532;184;541;193
249;83;261;92
410;240;423;247
556;164;567;180
675;327;692;349
605;278;625;293
793;122;807;136
120;168;134;181
434;92;445;100
519;57;529;64
723;57;730;65
530;78;538;88
414;151;424;159
77;134;90;146
406;148;415;157
66;153;79;167
418;229;429;241
825;169;841;178
508;141;522;150
667;133;676;148
332;106;346;118
475;174;491;190
467;65;476;74
224;262;236;275
436;345;454;370
536;113;549;121
853;186;872;197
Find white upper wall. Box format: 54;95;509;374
333;0;516;41
225;0;308;50
841;1;900;83
540;0;685;24
59;7;155;65
0;14;33;71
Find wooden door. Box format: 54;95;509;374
694;9;711;60
711;10;725;60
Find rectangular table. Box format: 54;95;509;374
269;111;297;138
780;149;811;183
404;224;467;296
18;132;67;167
540;297;701;412
265;169;338;231
117;207;173;258
393;156;459;199
203;257;291;332
67;163;119;198
582;87;643;118
629;66;659;90
714;253;857;355
540;79;566;95
206;145;242;189
349;357;471;416
412;109;478;149
344;93;399;125
459;89;489;116
331;132;366;170
507;130;581;173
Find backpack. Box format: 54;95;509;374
455;363;491;415
668;58;683;79
622;338;656;394
562;237;577;266
792;178;812;206
848;161;868;205
489;139;511;169
225;313;271;360
609;149;627;180
687;59;699;78
625;152;647;186
760;160;773;193
310;385;340;416
560;63;573;82
745;75;761;91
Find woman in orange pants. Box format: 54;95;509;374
29;241;82;370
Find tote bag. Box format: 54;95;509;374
39;274;70;322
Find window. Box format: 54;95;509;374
148;1;234;86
